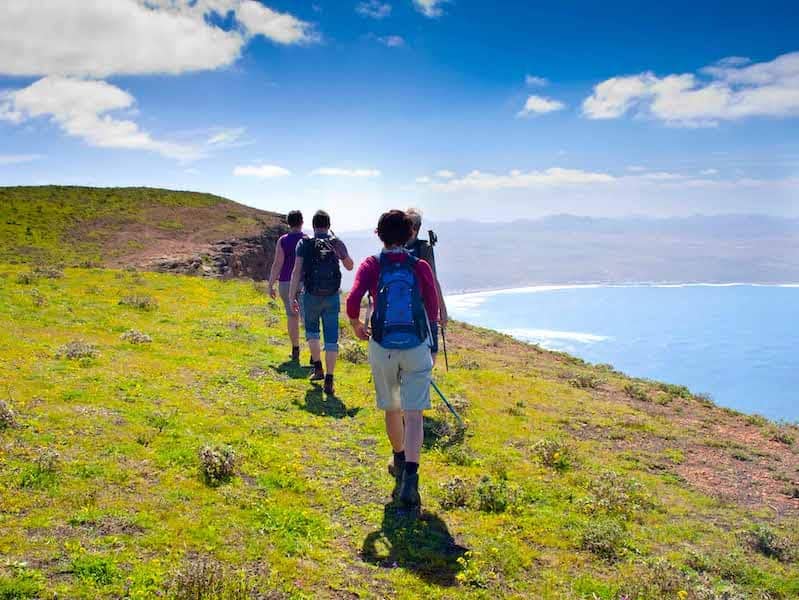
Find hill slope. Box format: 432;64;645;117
1;265;798;599
0;186;285;270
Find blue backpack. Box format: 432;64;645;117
371;253;429;350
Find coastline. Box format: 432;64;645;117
444;281;799;297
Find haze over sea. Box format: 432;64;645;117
447;284;799;422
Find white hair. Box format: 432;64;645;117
406;207;423;229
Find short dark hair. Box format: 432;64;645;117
287;210;303;228
377;210;413;247
312;210;331;230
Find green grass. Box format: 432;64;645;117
0;186;278;266
0;265;797;599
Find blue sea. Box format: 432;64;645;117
446;284;799;422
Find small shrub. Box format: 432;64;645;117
71;554;118;585
340;341;368;364
771;428;796;446
0;564;45;599
456;358;481;370
620;558;691;599
748;524;797;562
439;477;472;509
121;329;152;344
199;444;236;486
167;557;264;600
476;475;516;513
456;550;497;588
694;393;715;407
443;444;478;466
118;295;157;311
0;398;17;429
569;374;604;389
28;288;46;307
580;470;651;517
15;272;36;285
20;449;60;489
657;382;692;399
56;340;99;360
623;382;650;402
580;519;626;560
532;439;572;472
31;265;63;279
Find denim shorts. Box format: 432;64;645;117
303;292;340;352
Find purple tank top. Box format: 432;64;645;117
279;231;305;282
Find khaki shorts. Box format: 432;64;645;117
368;340;433;411
278;282;303;318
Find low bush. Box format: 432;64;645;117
532;439;573;472
0;398;17;429
456;358;481;370
569;374;605;389
15;272;36;285
70;554;118;585
29;288;46;307
748;524;797;562
55;340;99;360
476;475;516;513
580;470;652;517
580;519;626;560
121;329;152;344
31;265;63;279
118;295;157;310
167;557;265;600
442;444;479;466
340;341;368;364
199;444;236;486
438;477;472;509
20;449;60;489
623;382;650;402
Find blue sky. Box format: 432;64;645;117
1;0;797;230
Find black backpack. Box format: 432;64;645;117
304;237;341;296
407;238;434;267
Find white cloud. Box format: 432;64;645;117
517;95;566;117
233;164;292;178
356;1;392;19
413;0;448;18
311;168;382;177
416;176;432;184
626;165;648;172
205;127;250;149
0;77;199;160
583;51;799;126
424;167;615;191
0;1;315;79
525;75;549;87
377;35;406;48
435;170;456;179
701;168;719;176
0;154;43;166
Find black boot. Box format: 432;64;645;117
389;451;405;499
398;467;421;511
323;374;335;396
291;346;300;362
309;361;324;381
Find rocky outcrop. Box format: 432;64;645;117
150;223;287;280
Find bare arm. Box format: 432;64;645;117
268;239;284;297
342;255;354;271
288;256;304;314
434;274;448;328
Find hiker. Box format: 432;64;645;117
405;208;448;362
347;210;439;511
268;210;306;362
289;210;354;396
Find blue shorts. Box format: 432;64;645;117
303;292;340;352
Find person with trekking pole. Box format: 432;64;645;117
347;210;439;513
405;208;448;366
289;210;354;396
268;210;306;363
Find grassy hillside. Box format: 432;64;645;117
0;186;283;267
1;264;798;599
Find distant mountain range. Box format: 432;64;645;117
342;214;799;292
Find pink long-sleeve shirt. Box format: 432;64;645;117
346;252;439;323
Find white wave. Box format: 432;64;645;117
500;328;610;345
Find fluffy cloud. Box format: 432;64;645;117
233;164;292;178
0;1;315;78
517;95;566;117
525;75;549;87
435;170;456;179
0;154;43;166
356;1;392;19
583;51;799;126
424;168;615;191
413;0;447;18
311;168;382;177
377;35;406;48
0;77;199;160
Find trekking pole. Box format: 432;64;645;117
441;326;450;372
431;380;463;427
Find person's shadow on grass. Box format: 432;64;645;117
274;360;310;380
294;387;361;419
361;503;468;587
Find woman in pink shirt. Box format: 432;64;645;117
347;210;439;512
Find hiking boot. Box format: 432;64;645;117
323;374;335;396
309;364;325;381
389;457;405;499
398;471;421;510
291;346;300;362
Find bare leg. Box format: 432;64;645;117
308;339;322;363
403;410;424;463
385;410;404;452
325;350;337;375
287;315;300;347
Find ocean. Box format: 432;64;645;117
446;284;799;422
